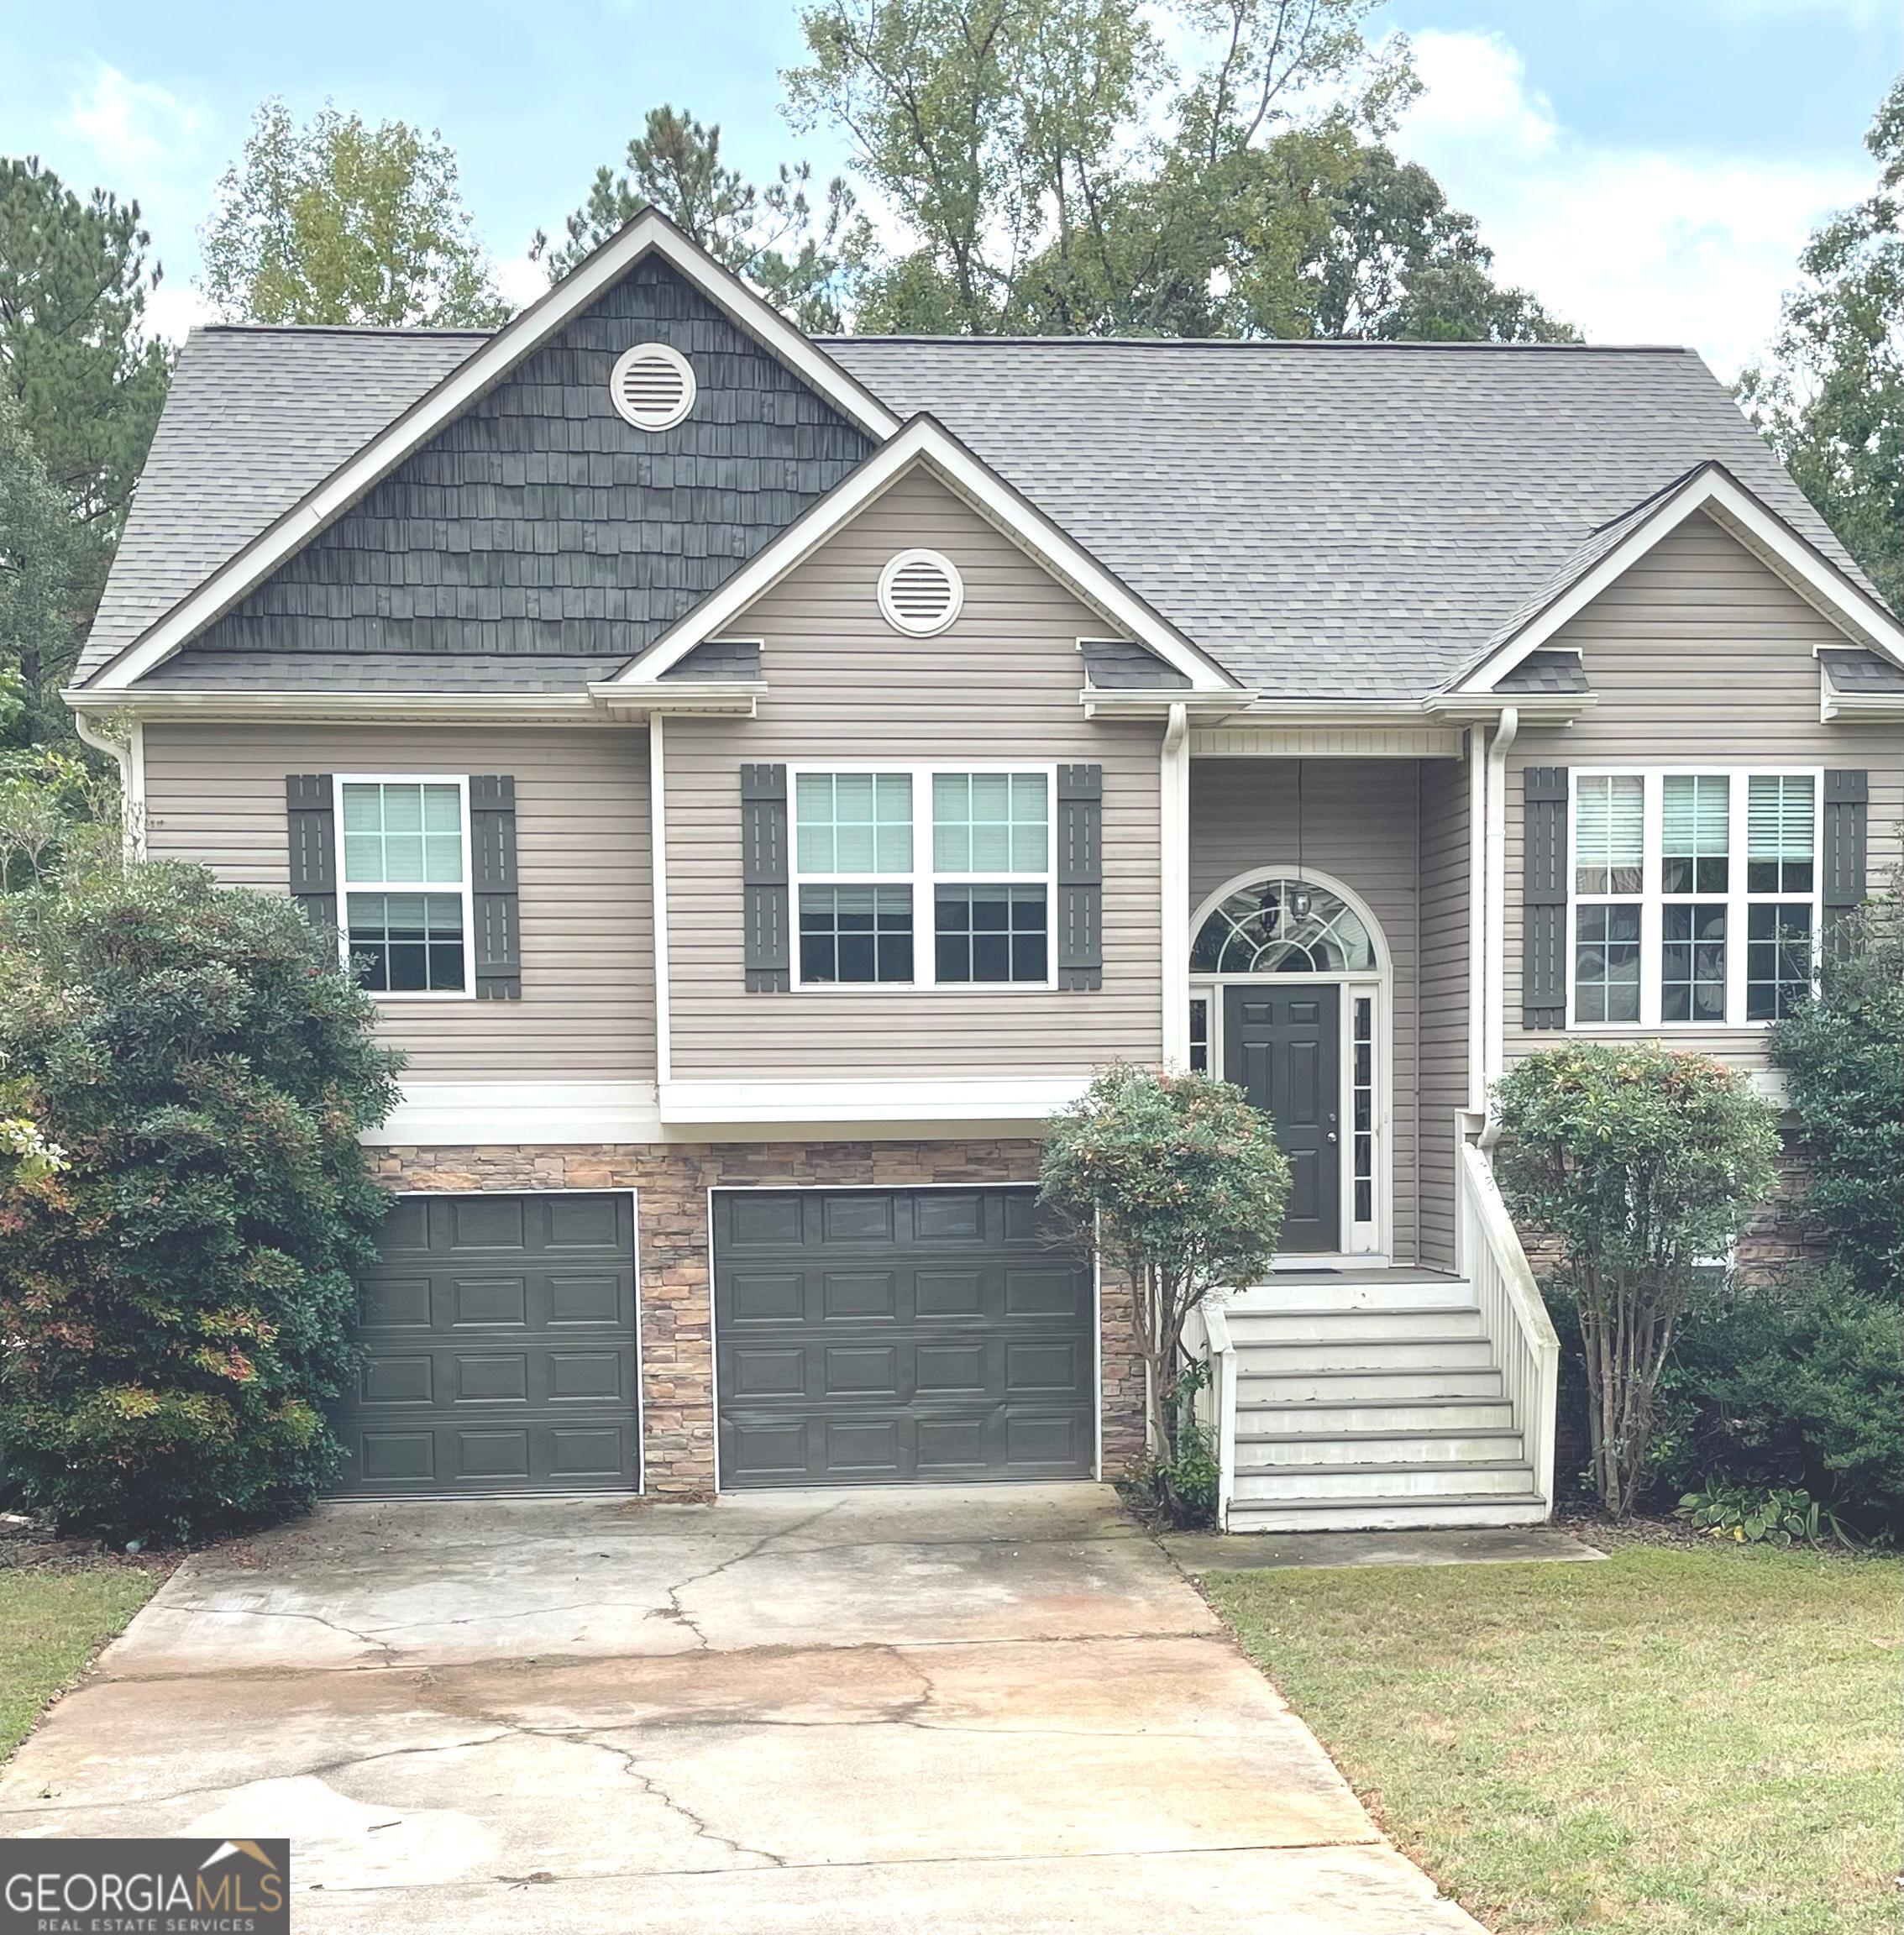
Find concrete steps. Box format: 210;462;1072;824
1220;1272;1547;1534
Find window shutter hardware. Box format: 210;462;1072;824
469;775;522;999
286;775;338;937
1056;763;1104;992
1522;767;1567;1030
742;763;791;991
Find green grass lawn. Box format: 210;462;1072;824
0;1566;164;1760
1207;1544;1900;1935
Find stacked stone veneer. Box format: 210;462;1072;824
374;1138;1146;1497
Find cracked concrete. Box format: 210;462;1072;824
0;1485;1483;1932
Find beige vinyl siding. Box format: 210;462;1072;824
1188;758;1424;1266
142;725;654;1079
1505;510;1904;1071
664;468;1162;1078
1416;750;1472;1270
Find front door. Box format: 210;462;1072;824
1223;984;1341;1253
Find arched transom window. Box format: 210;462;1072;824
1191;878;1377;975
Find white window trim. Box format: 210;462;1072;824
1564;765;1824;1032
785;761;1061;993
333;773;477;1002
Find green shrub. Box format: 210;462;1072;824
1041;1064;1288;1523
1492;1041;1781;1518
1770;861;1904;1301
1659;1267;1904;1539
0;863;400;1537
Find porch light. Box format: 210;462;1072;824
1288;881;1313;921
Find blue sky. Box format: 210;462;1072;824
3;1;1897;373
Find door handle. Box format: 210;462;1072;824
1325;1131;1338;1144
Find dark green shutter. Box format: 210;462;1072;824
1057;763;1103;992
286;775;337;934
742;763;789;992
470;775;522;999
1823;768;1868;948
1522;766;1567;1030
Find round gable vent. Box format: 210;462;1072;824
878;549;963;637
609;343;695;432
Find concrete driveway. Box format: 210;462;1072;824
0;1486;1480;1932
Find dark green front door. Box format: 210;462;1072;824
714;1187;1094;1488
1224;984;1341;1252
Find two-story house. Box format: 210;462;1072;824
68;212;1904;1530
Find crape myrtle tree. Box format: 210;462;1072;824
1492;1042;1781;1518
0;863;401;1536
1040;1065;1289;1517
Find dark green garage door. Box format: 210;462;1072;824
333;1192;638;1496
714;1186;1094;1488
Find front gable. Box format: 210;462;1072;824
184;256;875;665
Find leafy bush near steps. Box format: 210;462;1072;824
0;863;401;1538
1656;1267;1904;1539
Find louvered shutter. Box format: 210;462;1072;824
1823;769;1869;944
1522;767;1568;1030
286;775;338;937
469;775;522;999
1056;763;1103;992
742;763;790;991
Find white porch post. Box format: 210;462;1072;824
1160;702;1190;1067
1482;706;1519;1118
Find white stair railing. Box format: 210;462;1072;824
1458;1141;1560;1513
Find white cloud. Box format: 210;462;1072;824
1391;29;1867;376
66;64;202;183
495;255;551;313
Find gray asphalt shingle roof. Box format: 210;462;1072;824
81;321;1874;701
1821;647;1904;693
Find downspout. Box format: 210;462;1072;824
1480;705;1519;1149
1160;703;1189;1067
649;713;671;1089
72;710;144;863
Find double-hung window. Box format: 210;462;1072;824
337;777;474;997
1566;768;1819;1029
789;766;1055;988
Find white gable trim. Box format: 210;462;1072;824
84;210;903;695
606;415;1239;693
1456;465;1904;696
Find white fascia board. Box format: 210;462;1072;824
658;1075;1088;1126
63;687;618;727
607;419;1239;695
83;211;901;696
1456;467;1904;697
587;679;763;716
361;1081;664;1146
1079;688;1244;720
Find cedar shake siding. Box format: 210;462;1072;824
141;726;654;1081
184;257;873;664
1188;758;1425;1266
663;468;1165;1079
1505;511;1904;1072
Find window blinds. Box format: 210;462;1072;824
1575;774;1644;887
1748;774;1815;862
1662;774;1728;859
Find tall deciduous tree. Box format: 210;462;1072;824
536;105;867;332
201;99;510;328
1742;75;1904;611
0;156;171;552
785;0;1571;340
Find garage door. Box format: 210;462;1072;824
332;1192;638;1496
714;1186;1094;1488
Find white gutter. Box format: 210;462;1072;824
64;687;610;726
72;711;144;862
1481;705;1519;1146
1160;703;1190;1067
